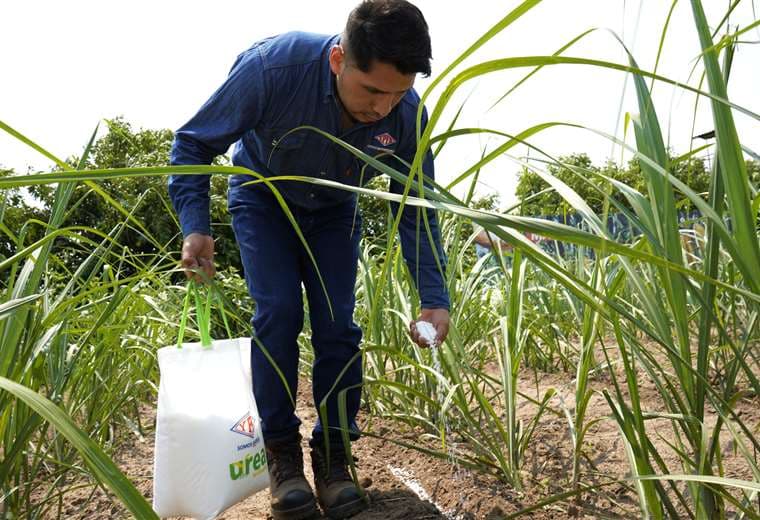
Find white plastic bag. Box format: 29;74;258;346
153;336;269;519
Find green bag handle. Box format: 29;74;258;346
176;280;232;349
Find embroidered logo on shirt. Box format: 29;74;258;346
374;133;396;147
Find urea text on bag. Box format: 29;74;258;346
229;447;268;481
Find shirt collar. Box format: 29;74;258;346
322;34;341;104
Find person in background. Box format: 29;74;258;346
473;223;513;258
167;1;450;518
472;223;514;287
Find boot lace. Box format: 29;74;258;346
314;447;357;484
267;439;304;485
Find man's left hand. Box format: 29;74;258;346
409;308;450;348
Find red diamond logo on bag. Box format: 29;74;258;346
230;412;258;440
374;132;396;147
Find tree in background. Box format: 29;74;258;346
748;158;760;185
514;152;734;217
0;169;49;261
25;117;241;273
357;175;393;249
515;153;601;217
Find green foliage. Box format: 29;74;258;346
358;175;499;262
747;158;760;185
0;169;48;260
26;117;242;273
515;152;720;217
358;175;392;249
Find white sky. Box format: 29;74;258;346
1;1;759;208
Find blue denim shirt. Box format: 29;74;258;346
168;31;449;309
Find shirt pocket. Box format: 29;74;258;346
259;128;311;176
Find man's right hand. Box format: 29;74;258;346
181;233;216;283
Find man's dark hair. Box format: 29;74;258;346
343;0;432;77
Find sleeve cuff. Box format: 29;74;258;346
419;282;450;310
179;209;212;237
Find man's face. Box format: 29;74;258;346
329;45;416;124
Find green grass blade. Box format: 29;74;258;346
0;377;157;519
690;0;760;290
418;0;544;133
0;294;42;320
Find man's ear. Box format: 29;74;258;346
328;45;345;75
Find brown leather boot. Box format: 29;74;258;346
311;444;367;519
265;433;317;520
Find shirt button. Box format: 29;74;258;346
309;192;316;199
319;171;326;176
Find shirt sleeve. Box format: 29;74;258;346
388;106;450;310
168;46;268;236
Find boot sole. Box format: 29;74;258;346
272;497;319;520
322;496;368;519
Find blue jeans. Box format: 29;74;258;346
228;184;363;447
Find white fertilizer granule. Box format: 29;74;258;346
415;321;438;347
